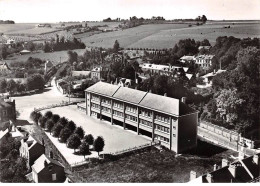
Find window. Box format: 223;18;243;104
52;173;56;181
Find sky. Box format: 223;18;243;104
0;0;259;23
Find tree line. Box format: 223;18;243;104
30;111;105;157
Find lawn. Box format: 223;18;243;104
5;49;86;64
80;22;260;49
73;140;238;183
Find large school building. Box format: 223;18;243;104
82;82;198;153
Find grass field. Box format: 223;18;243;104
80;22;260;49
5;49;86;64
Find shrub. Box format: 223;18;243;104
66;120;76;132
59;117;68;126
51;114;60;124
52;124;63;138
39;116;47;128
44;111;53;119
45;119;54;133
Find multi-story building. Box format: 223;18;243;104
195;55;214;69
90;67;108;81
83;82;198;153
0;98;16;123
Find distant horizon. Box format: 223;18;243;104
0;0;260;23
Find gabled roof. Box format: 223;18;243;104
32;154;63;174
86;81;120;97
241;154;260;178
0;128;9;140
113;86;147;104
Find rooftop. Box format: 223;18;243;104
86;82;196;116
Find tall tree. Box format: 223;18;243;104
79;142;89;158
59;128;73;143
113;40;120;53
84;134;94;145
67;134;81;152
93;136;105;156
74;126;85;139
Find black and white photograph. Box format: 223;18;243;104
0;0;259;183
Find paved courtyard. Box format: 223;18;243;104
43;105;151;154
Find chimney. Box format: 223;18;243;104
206;173;213;183
149;89;152;93
228;164;238;178
253;154;259;165
222;159;229;167
190;171;197;180
213;164;218;171
164;93;167;97
181;97;187;104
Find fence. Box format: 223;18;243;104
34;100;83;112
199;121;259;149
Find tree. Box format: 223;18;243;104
67;50;78;64
113;40;120;53
67;134;81;152
59;128;73;143
0;79;7;93
26;73;45;90
79;142;89;158
52;124;63;138
201;15;207;23
84;134;94;145
74;126;85;139
58;117;68;126
45;120;55;133
6;79;16;93
30;111;42;125
66;120;76;132
39;116;47;128
44;111;53;119
0;45;8;59
51;114;60;124
43;42;51;53
93;136;105;156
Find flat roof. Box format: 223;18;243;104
86;82;196;116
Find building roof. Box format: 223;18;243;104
0;98;12;109
32;154;63;174
0;62;11;70
241;155;260;178
0;128;9;140
20;49;31;53
180;55;195;61
86;82;195;116
113;86;147;104
72;71;91;77
45;60;53;67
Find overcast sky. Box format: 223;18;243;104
0;0;259;23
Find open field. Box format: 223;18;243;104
80;22;260;49
5;49;86;64
74;140;238;183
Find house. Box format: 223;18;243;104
6;39;15;45
0;98;16;122
31;154;66;183
72;70;91;77
179;55;196;63
44;60;54;74
84;82;198;153
91;67;108;81
190;153;260;183
20;135;45;168
198;46;211;51
20;49;31;55
118;78;133;87
194;55;214;69
197;69;226;88
0;62;12;74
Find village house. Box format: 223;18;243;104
0;62;12;74
31;154;66;183
82;82;198;153
20;135;45;168
179;55;196;63
190;153;260;183
91;66;108;81
0;98;16;123
44;60;54;74
195;54;214;69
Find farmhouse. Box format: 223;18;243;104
20;135;45;168
31;154;66;183
83;82;198;153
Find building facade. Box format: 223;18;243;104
0;98;16;122
84;82;198;153
195;55;214;69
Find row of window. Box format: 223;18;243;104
126;105;137;113
113;101;123;109
92;95;100;102
101;99;111;105
155;134;170;143
140;110;152;118
113;110;123;117
155;114;170;124
92;103;100;109
125;114;137;122
91;111;97;116
102;106;111;113
155;124;170;133
140;119;153;128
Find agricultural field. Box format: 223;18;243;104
5;49;86;64
80;22;260;49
